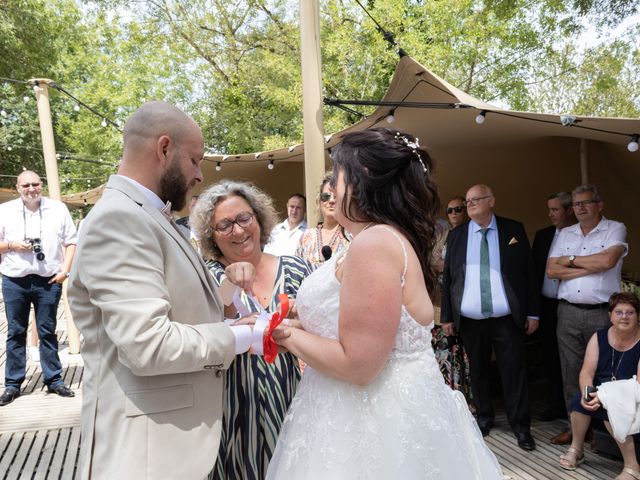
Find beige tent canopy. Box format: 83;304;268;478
57;55;639;278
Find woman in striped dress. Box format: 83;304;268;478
191;180;312;480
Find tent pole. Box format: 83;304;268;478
30;78;81;354
580;138;589;185
299;0;325;226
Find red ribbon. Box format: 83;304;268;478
263;294;289;364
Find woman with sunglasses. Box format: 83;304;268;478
296;172;350;267
191;180;312;480
431;195;474;409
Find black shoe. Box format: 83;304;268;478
538;408;567;422
0;388;20;406
477;420;493;437
47;385;75;398
516;432;536;451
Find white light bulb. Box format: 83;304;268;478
23;96;30;103
386;114;395;124
74;104;80;112
267;161;275;170
7;145;13;151
475;112;486;124
629;140;639;153
0;110;6;117
101;118;107;127
215;162;222;172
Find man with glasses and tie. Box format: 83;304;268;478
68;102;256;479
442;184;539;451
546;184;627;445
0;170;77;406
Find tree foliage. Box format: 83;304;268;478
0;0;638;192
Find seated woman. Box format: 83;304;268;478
559;291;640;480
191;180;312;480
296;172;350;267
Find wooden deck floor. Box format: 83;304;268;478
0;292;625;479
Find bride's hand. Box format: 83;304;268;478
224;262;256;294
286;298;299;319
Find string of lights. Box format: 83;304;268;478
352;0;407;57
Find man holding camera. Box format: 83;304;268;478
0;170;77;406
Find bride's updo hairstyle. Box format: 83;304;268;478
330;127;440;292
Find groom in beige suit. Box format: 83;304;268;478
68;102;253;479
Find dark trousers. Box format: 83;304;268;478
540;296;566;413
460;315;531;434
2;274;64;390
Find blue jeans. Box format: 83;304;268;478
2;274;64;390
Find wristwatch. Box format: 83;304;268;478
60;271;70;278
568;255;576;268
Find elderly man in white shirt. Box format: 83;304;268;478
0;170;78;406
264;193;307;256
547;184;627;443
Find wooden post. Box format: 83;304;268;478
299;0;326;226
30;78;81;354
580;138;589;185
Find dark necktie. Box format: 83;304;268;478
480;228;493;318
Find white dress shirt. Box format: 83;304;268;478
550;217;627;304
264;219;307;256
541;229;561;299
460;215;511;319
0;196;77;278
119;175;252;354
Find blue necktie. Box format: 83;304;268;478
480;228;493;318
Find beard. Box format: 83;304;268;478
159;158;189;211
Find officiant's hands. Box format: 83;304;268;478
224;262;256;294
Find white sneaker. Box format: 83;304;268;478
29;346;40;362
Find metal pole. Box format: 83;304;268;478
299;0;326;226
30;78;81;354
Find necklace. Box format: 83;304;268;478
315;224;341;262
611;347;625;381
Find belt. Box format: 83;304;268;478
560;299;608;310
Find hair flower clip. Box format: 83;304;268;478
394;132;428;174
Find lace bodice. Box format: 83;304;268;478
295;230;434;359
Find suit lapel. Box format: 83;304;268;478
496;216;509;268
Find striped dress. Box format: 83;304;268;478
207;255;312;480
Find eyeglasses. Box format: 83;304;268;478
446;206;465;214
320;192;335;203
613;309;637;318
572;199;597;208
212;212;254;235
464;195;492;206
19;182;42;189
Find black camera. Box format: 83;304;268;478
26;238;45;261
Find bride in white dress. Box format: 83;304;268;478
266;128;503;479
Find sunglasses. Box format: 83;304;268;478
320;192;335;202
446;206;465;214
20;182;42;188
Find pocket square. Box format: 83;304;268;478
508;237;518;245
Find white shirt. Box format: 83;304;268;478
541;229;561;299
0;196;77;277
460;215;511;319
550;217;627;304
119;175;251;354
264;219;307;256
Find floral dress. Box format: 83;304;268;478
296;224;350;268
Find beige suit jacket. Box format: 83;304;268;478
68;175;236;480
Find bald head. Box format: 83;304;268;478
17;170;41;186
16;170;43;208
123;101;198;153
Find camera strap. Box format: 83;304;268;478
22;201;42;241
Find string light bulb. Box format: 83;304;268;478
0;110;6;117
7;145;12;151
73;104;80;112
267;160;275;170
628;134;639;153
23;96;30;103
386;109;395;124
215;162;222;172
475;110;486;124
101;118;107;127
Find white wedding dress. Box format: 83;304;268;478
266;229;503;479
